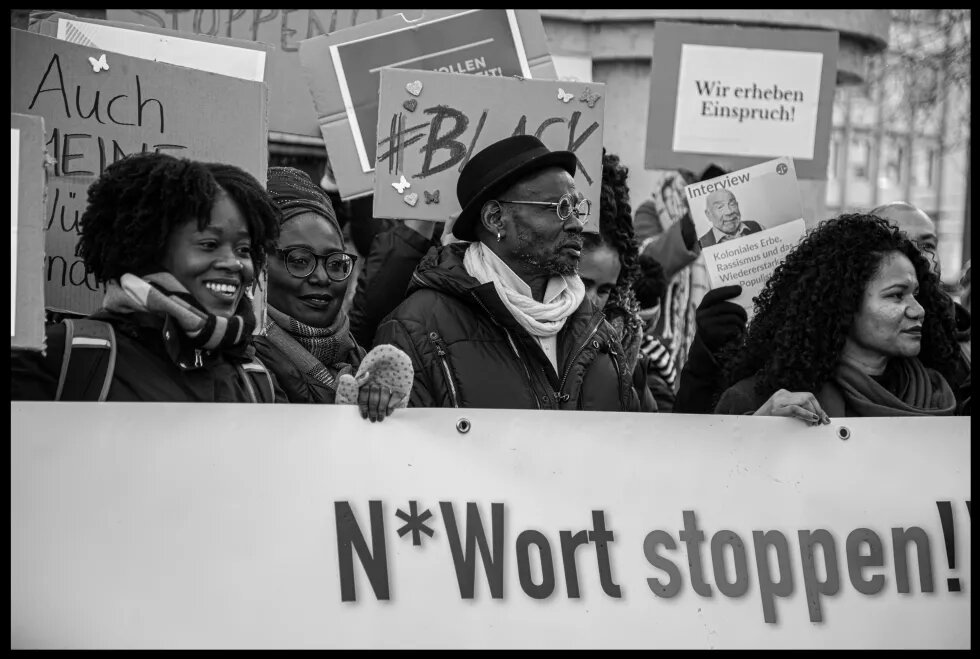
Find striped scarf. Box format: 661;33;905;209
103;272;254;350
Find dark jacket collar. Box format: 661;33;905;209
90;309;254;370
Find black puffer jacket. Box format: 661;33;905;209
373;243;640;411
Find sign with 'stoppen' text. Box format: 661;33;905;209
11;403;970;649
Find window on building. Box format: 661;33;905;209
885;138;906;184
828;135;841;180
913;144;939;187
850;136;872;180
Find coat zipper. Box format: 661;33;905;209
428;331;460;408
556;313;605;402
607;344;627;408
471;292;541;409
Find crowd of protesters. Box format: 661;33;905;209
11;134;972;422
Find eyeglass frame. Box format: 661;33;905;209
496;192;592;225
275;247;358;281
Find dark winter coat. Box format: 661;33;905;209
11;310;283;402
373;242;640;411
252;334;361;404
349;223;435;349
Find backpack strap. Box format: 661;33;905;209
55;319;117;402
239;355;276;403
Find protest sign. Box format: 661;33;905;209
300;9;556;200
107;9;416;137
10;28;268;315
686;157;806;314
10;113;47;351
32;12;267;83
11;403;970;649
372;69;605;223
645;22;838;180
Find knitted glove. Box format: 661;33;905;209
335;343;414;407
696;285;747;355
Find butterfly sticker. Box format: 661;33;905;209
88;53;109;73
424;190;440;204
391;174;411;194
557;88;574;103
579;87;601;109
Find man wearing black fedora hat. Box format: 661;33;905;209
373;135;639;411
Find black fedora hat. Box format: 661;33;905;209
452;135;577;241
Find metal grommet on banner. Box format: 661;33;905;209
456;418;471;434
837;426;851;441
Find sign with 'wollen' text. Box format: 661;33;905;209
372;69;605;223
10;403;970;649
9;28;268;315
645;22;838;180
300;9;556;200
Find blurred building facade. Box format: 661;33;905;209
823;10;970;281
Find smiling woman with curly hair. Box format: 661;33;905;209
715;214;961;422
11;152;285;402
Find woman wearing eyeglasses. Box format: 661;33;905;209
255;167;410;420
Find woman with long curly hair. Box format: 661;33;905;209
12;152;284;402
715;214;961;421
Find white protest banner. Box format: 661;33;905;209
10;28;268;316
10;113;47;350
372;69;605;223
686;157;806;314
299;9;556;200
11;403;970;649
108;9;417;137
645;22;837;180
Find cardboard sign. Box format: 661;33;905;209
645;22;838;180
300;9;557;200
11;114;47;351
10;28;269;315
686;157;806;314
107;9;416;137
11;403;970;649
372;69;605;223
32;12;268;83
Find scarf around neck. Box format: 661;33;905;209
103;272;254;351
264;304;363;389
824;355;957;417
463;241;585;338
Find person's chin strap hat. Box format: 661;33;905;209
451;135;577;242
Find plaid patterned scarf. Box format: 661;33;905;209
264;304;363;388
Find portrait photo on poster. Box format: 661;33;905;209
685;157;806;313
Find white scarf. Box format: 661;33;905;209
463;242;585;338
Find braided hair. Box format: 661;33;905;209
77;152;280;282
583;150;641;316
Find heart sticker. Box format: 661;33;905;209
405;80;423;96
402;98;418;112
403;192;419;207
